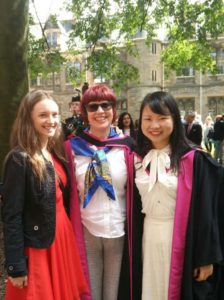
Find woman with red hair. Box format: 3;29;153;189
64;84;135;300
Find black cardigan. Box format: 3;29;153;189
1;149;70;277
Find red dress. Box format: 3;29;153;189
5;157;88;300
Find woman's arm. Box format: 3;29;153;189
2;151;28;277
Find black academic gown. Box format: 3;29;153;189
118;149;224;300
181;151;223;300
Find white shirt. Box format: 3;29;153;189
74;146;127;238
135;146;177;217
123;128;131;136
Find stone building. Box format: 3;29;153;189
125;33;224;122
30;19;224;123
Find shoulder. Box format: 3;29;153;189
64;116;75;123
4;148;28;166
193;122;202;128
194;149;220;169
2;149;29;178
115;134;136;151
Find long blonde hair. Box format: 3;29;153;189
10;89;65;179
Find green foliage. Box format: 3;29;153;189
162;0;224;74
68;0;154;91
65;61;86;86
28;14;66;81
87;46;139;91
67;0;224;88
162;40;217;77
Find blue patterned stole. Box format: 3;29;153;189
70;128;119;208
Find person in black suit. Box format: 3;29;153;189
183;111;202;146
62;95;85;139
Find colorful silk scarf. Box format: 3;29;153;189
70;128;119;208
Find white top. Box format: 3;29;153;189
135;146;177;217
123;128;131;136
135;146;178;300
74;146;127;238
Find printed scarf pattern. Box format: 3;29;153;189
70;128;119;208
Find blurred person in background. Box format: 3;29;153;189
203;115;214;153
183;111;202;146
62;94;85;139
118;112;137;140
213;114;224;164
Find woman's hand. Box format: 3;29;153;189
8;275;28;288
193;264;213;281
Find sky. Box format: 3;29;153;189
29;0;71;23
29;0;167;40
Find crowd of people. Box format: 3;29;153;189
1;85;224;300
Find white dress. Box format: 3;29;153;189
135;146;177;300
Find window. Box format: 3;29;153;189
74;61;81;72
47;32;58;48
217;48;224;74
208;97;224;118
66;61;82;84
177;98;195;114
210;51;217;60
117;99;127;111
37;74;42;86
62;21;72;33
152;42;157;54
177;67;195;77
94;75;106;83
152;70;157;81
217;64;224;74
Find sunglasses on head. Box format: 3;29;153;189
85;101;114;112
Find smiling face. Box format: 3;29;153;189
31;98;59;144
141;105;174;149
86;100;114;138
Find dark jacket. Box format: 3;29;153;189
62;115;85;138
184;122;202;146
214;119;224;141
119;149;224;299
1;149;70;277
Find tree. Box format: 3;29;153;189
161;0;224;75
68;0;224;91
28;14;66;85
0;0;29;170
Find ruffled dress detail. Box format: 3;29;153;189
5;157;88;300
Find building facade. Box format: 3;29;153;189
30;19;224;123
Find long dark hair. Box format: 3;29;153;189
117;112;136;139
137;91;190;170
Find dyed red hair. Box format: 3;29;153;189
81;84;117;124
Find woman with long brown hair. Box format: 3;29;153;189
2;90;89;300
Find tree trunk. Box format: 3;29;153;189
0;0;29;173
